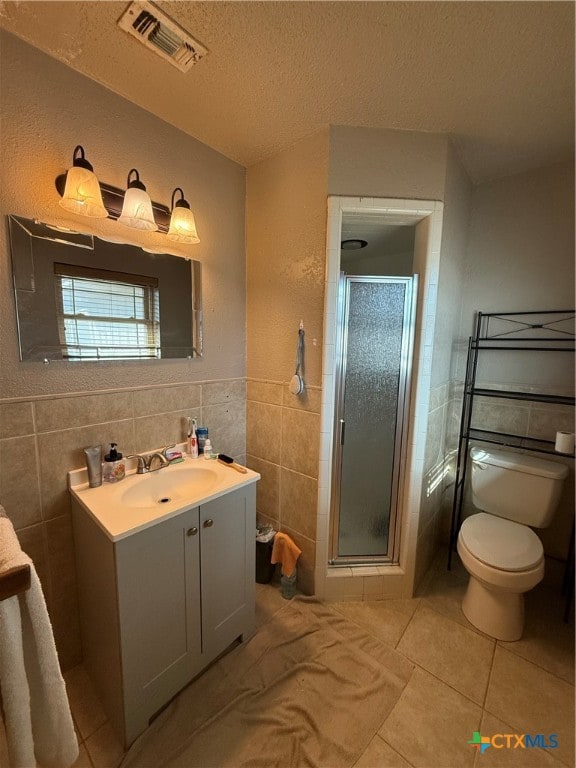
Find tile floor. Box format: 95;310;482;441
3;552;573;768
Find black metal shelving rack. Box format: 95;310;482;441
447;310;575;618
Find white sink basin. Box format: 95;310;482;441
119;466;219;509
68;452;260;541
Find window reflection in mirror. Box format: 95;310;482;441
8;215;202;362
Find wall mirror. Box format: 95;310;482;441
8;215;202;362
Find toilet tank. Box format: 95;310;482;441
470;447;568;527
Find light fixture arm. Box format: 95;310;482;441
71;145;94;171
171;187;190;210
127;168;146;191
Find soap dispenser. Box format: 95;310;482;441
103;443;126;483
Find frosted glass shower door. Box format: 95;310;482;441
331;276;416;562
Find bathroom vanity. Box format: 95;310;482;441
69;456;259;747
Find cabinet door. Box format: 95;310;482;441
116;507;202;742
200;485;256;662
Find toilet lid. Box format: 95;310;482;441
459;513;543;571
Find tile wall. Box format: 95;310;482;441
0;378;246;670
413;381;454;590
245;379;321;595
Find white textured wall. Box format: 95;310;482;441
328;125;448;200
246;130;329;386
461;161;575;389
0;32;246;399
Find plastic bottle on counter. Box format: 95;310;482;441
103;443;125;483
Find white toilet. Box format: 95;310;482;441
457;446;568;641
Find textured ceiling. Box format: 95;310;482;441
1;1;573;183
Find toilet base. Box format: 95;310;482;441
462;576;525;641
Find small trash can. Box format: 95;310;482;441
255;527;276;584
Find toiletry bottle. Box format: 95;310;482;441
188;418;199;458
84;445;102;488
203;438;213;459
196;427;208;454
103;443;126;483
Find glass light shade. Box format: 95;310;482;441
168;206;200;243
59;166;108;218
118;186;158;231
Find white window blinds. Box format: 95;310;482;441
54;263;160;360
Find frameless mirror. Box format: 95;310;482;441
8;215;202;362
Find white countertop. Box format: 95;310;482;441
69;453;260;543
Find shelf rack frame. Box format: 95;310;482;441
447;310;575;608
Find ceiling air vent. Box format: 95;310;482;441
118;1;208;73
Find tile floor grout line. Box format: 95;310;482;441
480;637;498;711
392;598;423;650
379;734;418;768
494;638;575;688
495;642;576;688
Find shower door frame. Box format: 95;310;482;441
329;274;418;566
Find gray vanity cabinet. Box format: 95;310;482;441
72;483;256;748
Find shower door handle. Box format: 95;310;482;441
339;419;346;445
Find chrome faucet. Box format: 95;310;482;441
128;445;174;474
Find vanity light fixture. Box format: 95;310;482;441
59;146;108;219
167;188;200;243
117;169;158;231
55;148;199;243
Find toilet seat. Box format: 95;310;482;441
459;513;543;572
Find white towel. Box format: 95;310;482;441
0;513;78;768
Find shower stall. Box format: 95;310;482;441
329;274;417;564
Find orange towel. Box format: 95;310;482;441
271;532;302;577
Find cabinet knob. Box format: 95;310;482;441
203;519;214;528
186;527;198;536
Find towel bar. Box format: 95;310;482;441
0;564;31;602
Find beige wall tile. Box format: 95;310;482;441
282;385;322;413
280;467;317;539
37;420;134;519
472;399;530;436
247;455;280;521
134;410;198;454
246;401;282;464
35;392;133;433
281;408;320;477
424;403;447;473
247;380;283;405
46;514;77;592
16;522;49;598
0;401;34;437
379;667;480;768
201;401;246;457
528;404;575;442
132;385;200;417
203;379;245;406
0;435;41;528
